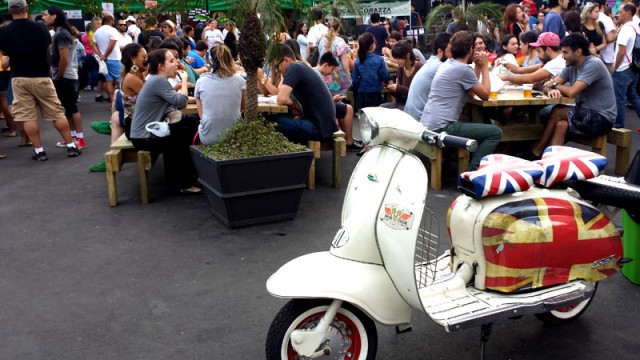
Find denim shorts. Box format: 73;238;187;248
105;59;121;82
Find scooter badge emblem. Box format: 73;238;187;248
381;204;414;230
331;228;349;248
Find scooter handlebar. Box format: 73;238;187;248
422;131;478;152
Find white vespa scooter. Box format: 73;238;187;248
266;108;636;359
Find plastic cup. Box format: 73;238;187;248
523;84;533;98
490;90;498;99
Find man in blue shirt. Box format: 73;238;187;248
365;13;388;56
187;40;207;70
543;0;568;38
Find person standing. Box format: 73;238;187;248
0;0;80;161
137;16;164;50
543;0;568;38
125;15;140;43
306;8;328;59
93;14;121;103
612;2;640;128
201;19;224;51
318;18;352;95
597;0;617;72
365;13;389;56
44;7;87;149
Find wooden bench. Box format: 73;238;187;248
307;131;346;189
415;142;469;191
498;125;632;176
105;134;154;207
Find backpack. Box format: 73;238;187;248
625;24;640;72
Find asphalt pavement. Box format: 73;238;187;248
1;91;640;360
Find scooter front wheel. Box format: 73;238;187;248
266;299;378;360
534;283;598;326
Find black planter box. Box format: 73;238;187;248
190;146;313;227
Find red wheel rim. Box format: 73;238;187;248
286;311;363;359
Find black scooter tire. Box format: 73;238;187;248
266;299;378;360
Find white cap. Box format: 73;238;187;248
125;16;136;23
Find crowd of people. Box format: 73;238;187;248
0;0;637;192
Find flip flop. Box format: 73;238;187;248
179;186;202;195
0;153;7;159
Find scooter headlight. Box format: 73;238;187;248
358;108;379;145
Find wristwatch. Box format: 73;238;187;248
551;82;558;89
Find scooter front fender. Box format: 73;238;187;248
266;252;413;325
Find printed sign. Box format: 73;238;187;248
316;1;411;19
145;1;158;9
381;204;414;230
102;2;114;15
64;10;82;19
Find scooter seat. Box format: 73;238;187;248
459;154;544;199
535;146;607;188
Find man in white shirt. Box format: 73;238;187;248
597;0;617;72
306;8;328;59
125;15;140;43
116;19;132;49
499;32;566;85
612;2;640;128
92;14;121;103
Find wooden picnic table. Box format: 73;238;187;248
465;89;575;142
183;101;288;115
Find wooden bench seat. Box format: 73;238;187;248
497;125;632;176
105;134;154;206
415;142;469;191
307;130;346;189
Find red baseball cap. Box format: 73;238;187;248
529;32;561;47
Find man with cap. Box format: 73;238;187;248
0;0;80;161
125;15;140;43
532;33;616;158
498;32;566;86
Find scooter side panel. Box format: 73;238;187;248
266;252;413;325
481;196;622;292
376;153;428;310
333;147;404;265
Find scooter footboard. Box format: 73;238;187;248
421;280;596;332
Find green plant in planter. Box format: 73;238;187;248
197;118;306;160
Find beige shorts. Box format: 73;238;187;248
11;77;66;122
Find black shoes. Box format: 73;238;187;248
95;95;106;102
32;151;48;161
67;146;81;157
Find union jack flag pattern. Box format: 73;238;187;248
536;146;607;188
460;154;543;199
481;197;622;293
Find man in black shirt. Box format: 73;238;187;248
0;0;80;161
365;13;389;56
137;16;165;51
273;44;338;143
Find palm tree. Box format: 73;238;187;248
425;2;503;36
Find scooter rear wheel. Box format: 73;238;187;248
265;299;378;360
534;283;598;326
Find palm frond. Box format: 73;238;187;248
424;4;455;34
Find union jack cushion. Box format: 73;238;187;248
536;146;607;188
459;154;544;199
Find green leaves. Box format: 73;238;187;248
425;2;503;35
197;118;307;160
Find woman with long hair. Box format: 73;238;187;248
294;21;308;60
318;18;352;95
494;34;520;73
223;20;238;59
352;32;389;110
581;3;606;55
195;46;245;145
183;25;197;50
501;4;525;40
130;49;200;194
88;43;149;172
383;40;423;110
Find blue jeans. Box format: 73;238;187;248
272;116;323;143
612;67;640;128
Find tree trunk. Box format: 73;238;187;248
245;70;259;121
